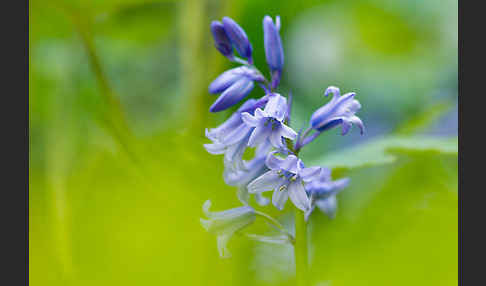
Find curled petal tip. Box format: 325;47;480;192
324;86;340;97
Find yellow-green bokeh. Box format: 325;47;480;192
30;0;458;285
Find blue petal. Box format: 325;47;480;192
265;152;285;170
210;78;254;112
299;166;322;182
204;142;226;154
248;123;271;147
313;118;343;132
241;112;260;127
307;178;350;196
209;68;243;94
316;195;337;219
278;155;300;174
222;17;252;61
272;185;289;210
210;21;233;58
248;170;284;194
264;94;287;121
263;15;284;72
324;86;340;97
288;180;310;211
269;129;285;148
279;123;297;140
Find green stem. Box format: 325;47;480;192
294;209;309;286
255;211;295;243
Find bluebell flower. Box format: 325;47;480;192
200;200;256;258
241;94;297;149
263;15;284;88
222;17;253;62
209;66;264;112
210;21;233;59
205;99;264;171
204;120;252;172
310;86;365;135
224;141;272;206
247;152;321;211
304;168;349;221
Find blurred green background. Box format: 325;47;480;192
29;0;458;285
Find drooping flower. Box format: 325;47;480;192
224;141;272;206
304;168;350;221
263;15;284;88
222;17;253;62
204;102;254;171
200;200;256;258
241;94;297;149
209;66;264;112
210;21;233;59
247;152;321;211
205;98;270;171
310;86;364;135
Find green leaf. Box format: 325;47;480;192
309;135;458;171
308;153;458;285
395;101;454;135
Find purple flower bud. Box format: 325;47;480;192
211;21;233;58
209;66;263;94
263;15;284;73
210;78;255;112
222;17;253;62
209;67;265;112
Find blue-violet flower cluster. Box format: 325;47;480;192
201;15;364;257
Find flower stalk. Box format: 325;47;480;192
201;14;364;286
294;209;309;286
255;210;295;244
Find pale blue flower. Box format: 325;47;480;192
224;141;272;206
200;200;256;258
247;152;321;211
241;94;297;149
204;99;258;170
304;168;350;221
310;86;364;135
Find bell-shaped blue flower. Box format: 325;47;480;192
210;21;233;59
200;200;256;258
263;15;284;88
209;66;264;112
247;152;321;211
241;94;297;149
224;141;272;206
304;168;349;221
205;99;264;171
310;86;365;135
222;17;253;62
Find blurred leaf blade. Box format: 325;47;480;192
310;135;458;171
